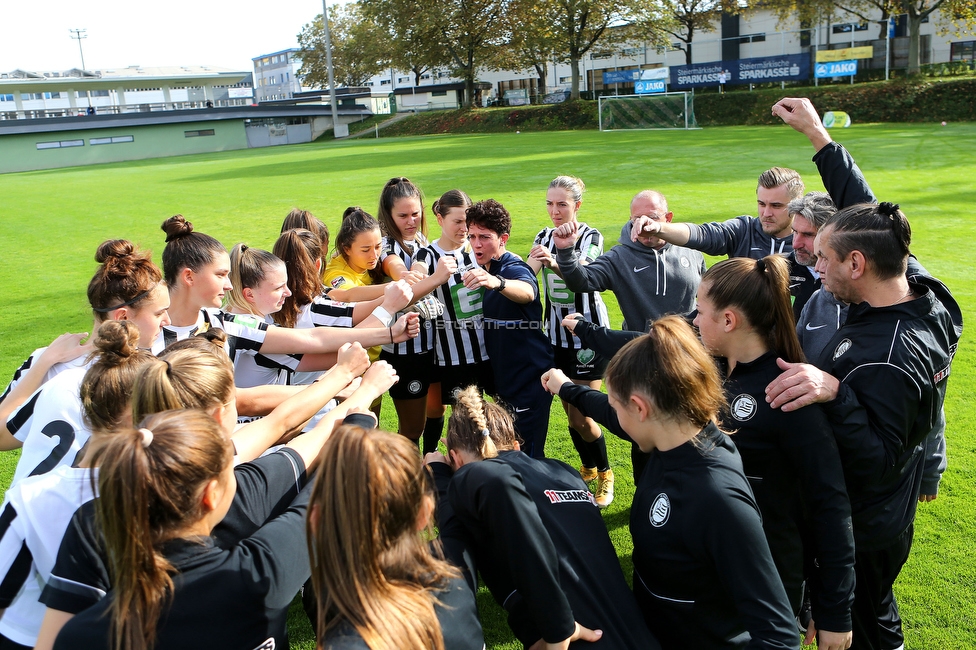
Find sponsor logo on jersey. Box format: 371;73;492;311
730;394;758;421
407;380;423;394
330;277;347;289
230;314;263;329
833;338;852;360
650;493;671;527
544;489;597;506
252;639;275;650
679;256;690;268
633;265;650;273
576;348;596;365
934;364;951;383
805;323;827;330
514;406;530;413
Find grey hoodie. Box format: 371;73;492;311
686;214;793;259
556;222;705;331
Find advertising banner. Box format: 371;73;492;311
670;53;809;89
640;67;670;80
635;79;667;94
816;46;873;62
815;60;858;78
602;69;641;84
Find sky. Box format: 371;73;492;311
0;0;349;74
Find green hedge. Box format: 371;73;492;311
694;77;976;125
375;77;975;137
379;101;597;137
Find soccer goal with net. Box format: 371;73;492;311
598;92;699;131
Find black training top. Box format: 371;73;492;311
629;422;799;650
818;283;958;550
53;481;311;650
320;574;484;650
441;450;660;649
723;351;854;633
41;447;306;614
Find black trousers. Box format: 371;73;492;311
851;524;913;650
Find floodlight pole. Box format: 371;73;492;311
320;0;344;137
70;28;92;108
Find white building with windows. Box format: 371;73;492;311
0;66;253;119
252;49;305;101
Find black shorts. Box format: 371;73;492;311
437;360;496;405
553;345;607;381
380;350;434;400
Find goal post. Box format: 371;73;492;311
598;92;699;131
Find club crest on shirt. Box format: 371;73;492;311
730;394;758;421
679;256;691;268
650;493;671;527
407;380;423;394
252;639;275;650
833;338;852;361
576;348;596;365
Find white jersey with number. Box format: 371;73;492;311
7;367;90;488
1;348;88;408
533;224;610;349
414;242;488;367
0;466;96;646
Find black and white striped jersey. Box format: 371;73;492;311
1;349;88;408
6;366;90;488
533;224;610;349
0;465;96;645
158;309;300;388
414;242;488;367
380;235;435;356
288;295;357;385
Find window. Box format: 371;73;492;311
90;135;134;145
421;74;431;80
0;94;14;102
432;90;447;96
398;76;410;83
950;41;975;61
380;79;391;85
185;129;215;137
36;139;84;150
832;22;868;34
739;32;766;43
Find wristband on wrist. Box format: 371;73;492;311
494;276;507;292
389;326;394;344
371;305;394;327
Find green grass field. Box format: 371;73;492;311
1;122;974;649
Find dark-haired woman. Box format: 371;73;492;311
428;385;660;650
308;423;484;650
412;190;494;454
2;239;170;484
462;199;553;457
0;321;156;650
158;214;418;374
694;256;853;649
544;316;800;650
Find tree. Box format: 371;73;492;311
894;0;976;73
498;0;562;97
361;0;449;86
298;3;391;89
630;0;734;65
550;0;628;100
363;0;510;107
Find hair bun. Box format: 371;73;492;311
161;214;194;242
93;320;140;360
877;202;901;218
95;239;135;265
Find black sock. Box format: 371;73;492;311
589;435;610;472
422;416;444;455
569;427;595;468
